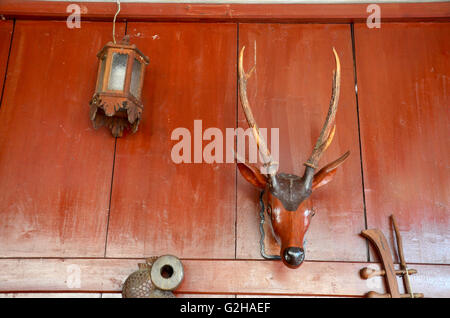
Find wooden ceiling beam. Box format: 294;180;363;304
0;1;449;22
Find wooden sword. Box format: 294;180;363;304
360;215;423;298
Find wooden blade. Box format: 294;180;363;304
361;229;401;298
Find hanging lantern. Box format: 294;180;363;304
89;1;149;137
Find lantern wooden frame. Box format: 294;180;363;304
90;36;149;137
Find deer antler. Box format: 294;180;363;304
304;48;341;170
238;46;278;178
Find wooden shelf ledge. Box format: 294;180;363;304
0;258;448;297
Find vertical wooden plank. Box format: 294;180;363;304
355;23;450;264
0;20;13;101
0;21;124;257
237;24;365;262
105;23;237;258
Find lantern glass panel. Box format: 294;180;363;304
96;56;107;92
130;58;143;99
108;52;128;91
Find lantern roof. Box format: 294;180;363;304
97;36;149;65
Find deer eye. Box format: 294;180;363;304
305;209;316;218
266;205;272;217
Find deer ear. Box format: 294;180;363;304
312;151;350;190
237;163;267;189
312;168;337;190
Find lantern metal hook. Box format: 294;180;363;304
112;0;121;44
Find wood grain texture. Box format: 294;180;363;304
0;258;448;297
237;294;356;298
0;21;125;257
1;1;449;22
236;24;365;262
0;292;231;298
355;23;450;264
0;293;101;298
101;292;234;298
105;23;237;258
0;20;13;102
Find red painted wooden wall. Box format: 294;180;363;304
355;23;449;265
106;22;237;259
0;17;448;297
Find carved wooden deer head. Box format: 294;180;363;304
238;46;350;269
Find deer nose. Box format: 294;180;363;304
283;247;305;268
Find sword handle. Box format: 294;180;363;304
366;291;424;298
361;267;417;279
366;291;391;298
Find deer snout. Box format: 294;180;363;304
282;247;305;269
